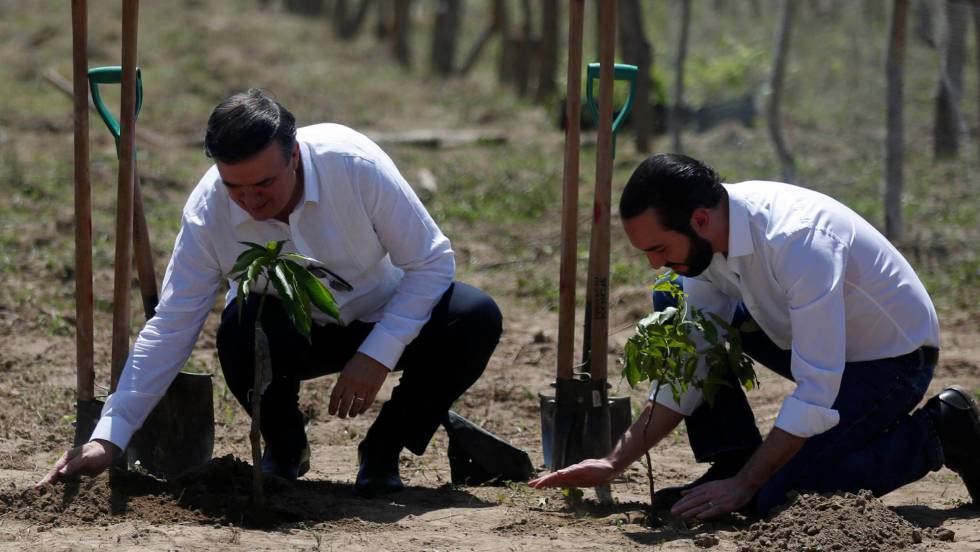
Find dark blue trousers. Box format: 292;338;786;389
217;282;502;464
653;284;942;514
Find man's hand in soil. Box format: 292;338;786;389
671;477;756;520
329;352;389;419
35;439;120;488
527;458;616;489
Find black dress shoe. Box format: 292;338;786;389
653;448;755;508
928;386;980;503
261;441;311;481
355;443;404;497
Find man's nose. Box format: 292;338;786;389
646;251;665;269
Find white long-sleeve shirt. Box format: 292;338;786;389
91;124;455;450
651;181;940;438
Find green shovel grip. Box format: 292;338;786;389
88;66;143;155
585;63;638;158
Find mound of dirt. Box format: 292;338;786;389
0;455;299;529
736;490;954;552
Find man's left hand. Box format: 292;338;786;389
329;352;389;418
670;477;756;520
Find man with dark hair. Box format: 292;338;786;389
39;89;503;496
531;153;980;517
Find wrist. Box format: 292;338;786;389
92;439;122;458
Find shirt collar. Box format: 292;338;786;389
723;183;754;258
228;139;318;228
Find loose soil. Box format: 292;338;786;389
1;302;978;550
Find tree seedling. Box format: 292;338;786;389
230;240;341;507
620;273;757;511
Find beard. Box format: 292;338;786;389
670;230;714;277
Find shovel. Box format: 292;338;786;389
542;0;638;475
442;411;534;485
87;65;214;479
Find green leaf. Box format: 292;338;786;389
237;256;270;323
239;241;269;252
270;262;310;341
231;247;267;277
283;252;321;265
282;259;341;321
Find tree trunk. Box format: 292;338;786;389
767;0;797;182
671;0;691;153
392;0;412;67
933;0;969;159
432;0;463;75
912;0;936;47
459;0;502;75
886;0;908;241
974;0;980;161
284;0;324;15
618;0;653;153
496;0;513;83
513;0;535;97
536;0;560;102
374;0;391;39
335;0;375;40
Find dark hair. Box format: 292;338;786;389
618;153;724;232
203;88;296;164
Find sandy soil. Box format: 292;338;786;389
1;289;978;551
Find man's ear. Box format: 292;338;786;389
690;207;711;236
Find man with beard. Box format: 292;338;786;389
530;153;980;517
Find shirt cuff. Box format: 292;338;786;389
89;406;137;453
774;395;840;438
357;326;407;370
650;382;704;416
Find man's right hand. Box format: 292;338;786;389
527;458;617;489
35;439;120;488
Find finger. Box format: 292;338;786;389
671;495;703;518
697;501;724;520
528;473;563;488
336;388;357;419
328;381;345;416
35;455;68;488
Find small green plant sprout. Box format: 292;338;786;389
619;273;757;509
231;240;341;341
229;240;343;506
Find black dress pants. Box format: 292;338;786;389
216;281;502;465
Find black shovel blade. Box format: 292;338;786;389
442;410;535;485
127;371;214;479
74;399;106;448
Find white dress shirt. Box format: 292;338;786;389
91;124;455;450
651;181;940;438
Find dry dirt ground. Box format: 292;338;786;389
1;287;978;551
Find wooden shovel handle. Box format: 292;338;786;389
587;0;618;384
72;0;94;402
109;0;140;393
556;0;585;382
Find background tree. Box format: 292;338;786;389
933;0;969;159
767;0;797;182
432;0;463;75
536;0;559;102
670;0;691;154
333;0;374;41
459;0;507;75
618;0;654;153
886;0;909;241
392;0;412;67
